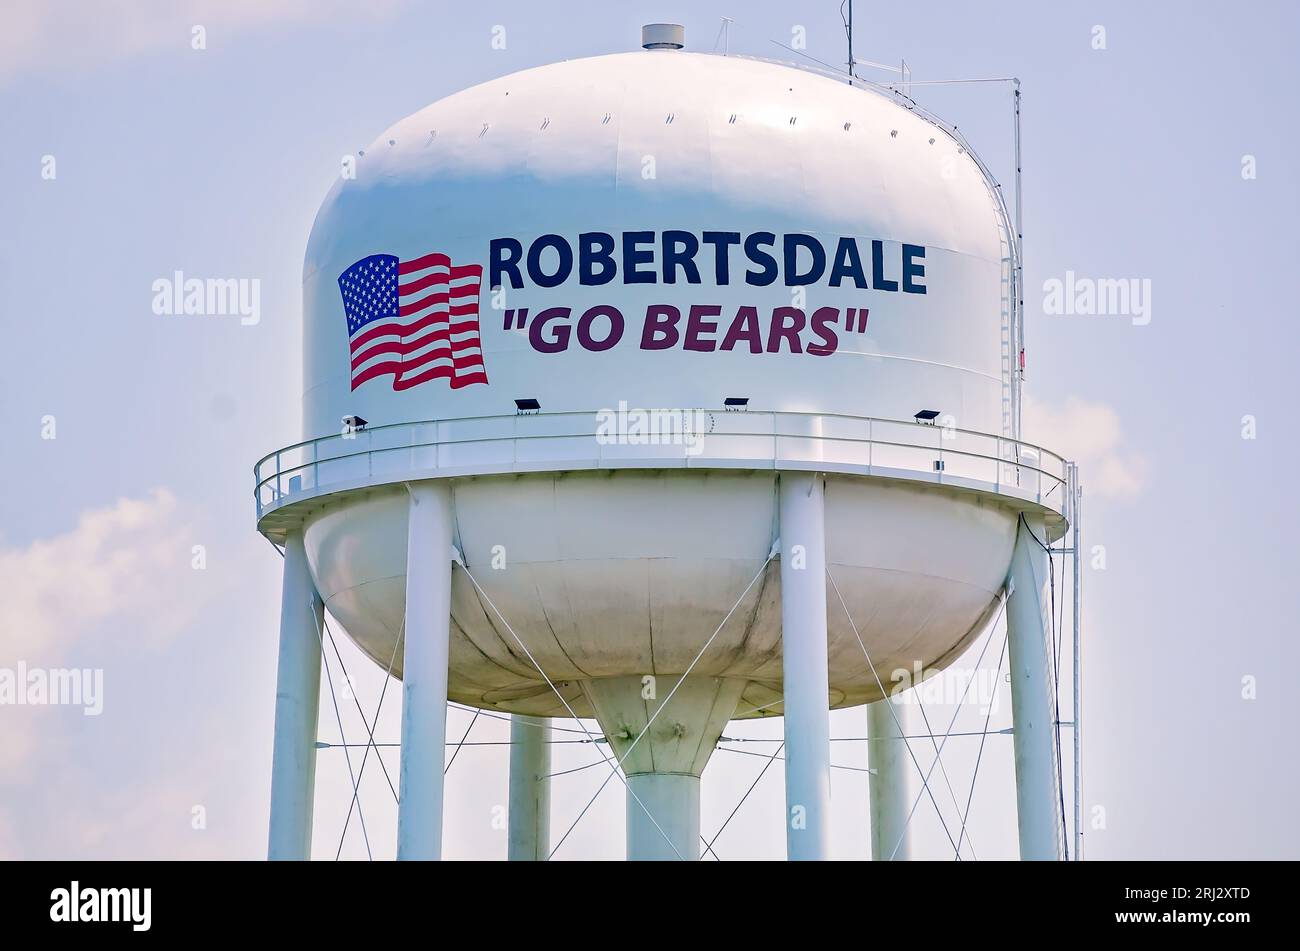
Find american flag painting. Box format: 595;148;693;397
338;251;488;391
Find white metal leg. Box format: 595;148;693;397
868;696;911;861
1006;515;1065;860
583;675;740;861
779;471;832;861
626;773;700;861
508;715;551;860
396;481;454;860
1070;465;1084;861
267;530;323;860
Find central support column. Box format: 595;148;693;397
1006;515;1065;860
626;774;700;861
397;481;454;861
508;715;551;861
267;530;323;861
779;471;832;861
867;696;911;861
584;675;743;861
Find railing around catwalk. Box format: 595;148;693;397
255;410;1070;523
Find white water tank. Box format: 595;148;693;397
260;45;1066;723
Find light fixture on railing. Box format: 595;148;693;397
342;415;368;433
723;397;749;410
914;409;940;425
514;398;541;415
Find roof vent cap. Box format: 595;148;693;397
642;23;685;50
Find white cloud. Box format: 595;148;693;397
0;0;405;84
0;488;201;660
0;488;208;778
0;488;271;859
1022;394;1148;501
0;814;19;861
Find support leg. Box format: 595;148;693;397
267;530;323;861
396;481;453;860
1006;515;1065;860
868;696;911;861
779;471;832;861
584;675;739;862
508;715;551;860
626;773;700;861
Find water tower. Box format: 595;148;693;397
257;23;1075;860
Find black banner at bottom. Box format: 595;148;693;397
0;859;1277;938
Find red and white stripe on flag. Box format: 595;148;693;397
349;251;488;391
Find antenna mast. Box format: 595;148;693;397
846;0;856;80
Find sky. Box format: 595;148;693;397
1;0;1297;860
